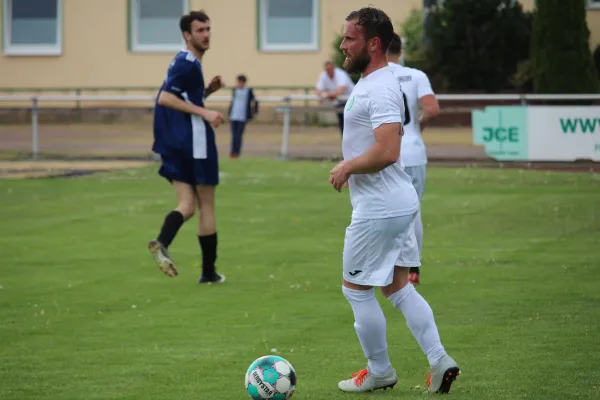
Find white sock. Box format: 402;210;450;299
388;283;446;367
342;286;391;376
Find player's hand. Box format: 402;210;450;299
204;109;224;127
329;161;351;192
208;76;225;93
419;116;426;132
327;92;337;101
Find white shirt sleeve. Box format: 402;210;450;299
315;72;327;91
416;70;435;99
334;69;351;88
368;84;404;130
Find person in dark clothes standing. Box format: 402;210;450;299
148;10;226;284
228;75;259;158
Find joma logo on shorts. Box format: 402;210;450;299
349;270;362;276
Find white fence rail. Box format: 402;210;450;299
1;93;599;159
2;93;600;103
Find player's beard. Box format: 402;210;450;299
343;46;370;74
191;38;209;54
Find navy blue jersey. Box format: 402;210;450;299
152;50;215;158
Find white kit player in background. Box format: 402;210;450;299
328;7;460;395
387;33;440;286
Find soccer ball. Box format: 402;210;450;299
245;355;297;399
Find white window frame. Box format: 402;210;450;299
2;0;63;56
588;0;600;9
258;0;320;52
129;0;189;53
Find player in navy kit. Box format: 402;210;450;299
148;10;226;284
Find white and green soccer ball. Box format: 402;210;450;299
245;355;297;399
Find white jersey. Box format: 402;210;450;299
342;67;420;220
388;62;435;167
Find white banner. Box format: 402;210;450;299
528;107;600;161
472;106;600;162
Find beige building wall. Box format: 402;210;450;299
0;0;420;90
203;0;421;89
0;0;597;90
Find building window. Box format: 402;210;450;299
129;0;189;52
258;0;319;52
589;0;600;9
2;0;62;56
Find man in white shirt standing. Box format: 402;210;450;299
387;33;440;286
315;61;355;136
328;7;459;395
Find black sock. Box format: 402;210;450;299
157;211;184;248
198;232;218;277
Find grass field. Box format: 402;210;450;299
1;159;599;400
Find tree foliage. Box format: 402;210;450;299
332;34;345;70
594;44;600;80
401;8;426;68
532;0;599;93
424;0;532;92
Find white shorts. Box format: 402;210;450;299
342;212;421;287
404;165;426;200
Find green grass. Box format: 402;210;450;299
1;159;599;400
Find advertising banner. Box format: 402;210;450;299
472;106;600;161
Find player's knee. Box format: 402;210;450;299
342;286;375;303
386;282;416;308
380;268;410;298
177;201;195;221
381;282;409;298
196;201;215;214
195;185;215;206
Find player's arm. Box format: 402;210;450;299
345;123;402;174
419;94;439;123
205;87;216;97
416;72;439;124
205;75;224;98
158;92;222;125
329;113;401;191
158;92;210;118
345;85;404;174
157;60;223;125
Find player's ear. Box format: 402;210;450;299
374;37;382;51
367;37;378;52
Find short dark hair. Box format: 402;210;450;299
236;74;247;82
388;33;402;55
345;7;394;52
179;10;210;34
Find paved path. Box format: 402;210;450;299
0;123;485;160
1;123;597;177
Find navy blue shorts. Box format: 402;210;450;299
158;152;219;186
